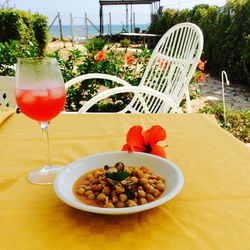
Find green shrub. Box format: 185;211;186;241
33;13;49;56
0;10;48;56
120;38;131;48
84;37;106;53
199;103;250;142
0;40;39;76
149;1;250;85
48;45;152;112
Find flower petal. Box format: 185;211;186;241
150;144;166;158
143;125;166;145
124;125;145;151
122;143;133;152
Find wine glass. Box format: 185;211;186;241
15;58;66;185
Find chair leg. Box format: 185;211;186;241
185;88;192;113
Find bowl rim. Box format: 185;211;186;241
54;151;184;214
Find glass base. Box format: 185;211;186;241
27;165;63;185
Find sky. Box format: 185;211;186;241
4;0;227;25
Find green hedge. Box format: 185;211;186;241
0;40;39;76
149;1;250;85
0;10;48;56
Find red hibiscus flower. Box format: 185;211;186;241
122;125;167;158
126;53;135;65
197;59;207;71
157;58;169;71
95;50;106;63
194;71;205;82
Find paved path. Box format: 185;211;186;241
191;77;250;112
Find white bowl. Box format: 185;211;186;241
54;151;184;215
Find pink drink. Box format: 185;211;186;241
16;85;66;122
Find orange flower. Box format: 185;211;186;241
95;50;106;63
197;59;207;71
122;125;167;158
157;58;168;71
194;71;205;82
126;53;135;65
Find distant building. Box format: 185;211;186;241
99;0;161;34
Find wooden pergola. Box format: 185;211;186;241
99;0;161;34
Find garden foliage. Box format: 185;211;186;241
48;37;152;112
149;0;250;85
0;40;39;76
0;10;48;56
200;103;250;142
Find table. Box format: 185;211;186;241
120;33;161;48
0;110;250;250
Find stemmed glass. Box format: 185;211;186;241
15;58;66;185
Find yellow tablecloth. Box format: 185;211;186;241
0;112;249;250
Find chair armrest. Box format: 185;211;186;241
78;86;183;113
65;73;131;89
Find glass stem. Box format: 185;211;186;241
40;122;51;166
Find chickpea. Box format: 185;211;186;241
111;190;117;197
152;189;161;198
140;178;148;185
84;185;90;191
146;194;155;202
96;183;103;191
82;180;90;186
130;176;138;183
144;183;155;194
87;193;95;200
115;185;125;194
137;189;146;198
96;193;106;202
77;187;85;195
136;169;144;178
157;175;165;181
140;166;149;173
126;200;137;207
86;173;93;180
149;175;158;180
148;179;154;184
104;202;114;208
124;167;132;175
94;170;102;179
90;184;97;191
156;183;165;192
112;196;119;203
102;186;112;195
85;190;94;196
139;198;147;205
115;201;125;208
119;194;128;202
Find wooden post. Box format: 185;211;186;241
70;12;74;45
130;4;132;33
109;12;112;35
133;12;135;33
126;4;128;32
84;13;88;41
100;4;104;35
58;12;63;40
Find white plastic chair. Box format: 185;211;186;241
65;22;204;113
0;76;16;109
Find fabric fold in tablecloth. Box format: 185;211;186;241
0;107;15;126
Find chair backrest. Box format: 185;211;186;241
127;22;203;113
0;76;16;109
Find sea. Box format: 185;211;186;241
49;24;149;41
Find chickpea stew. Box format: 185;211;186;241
73;162;166;208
